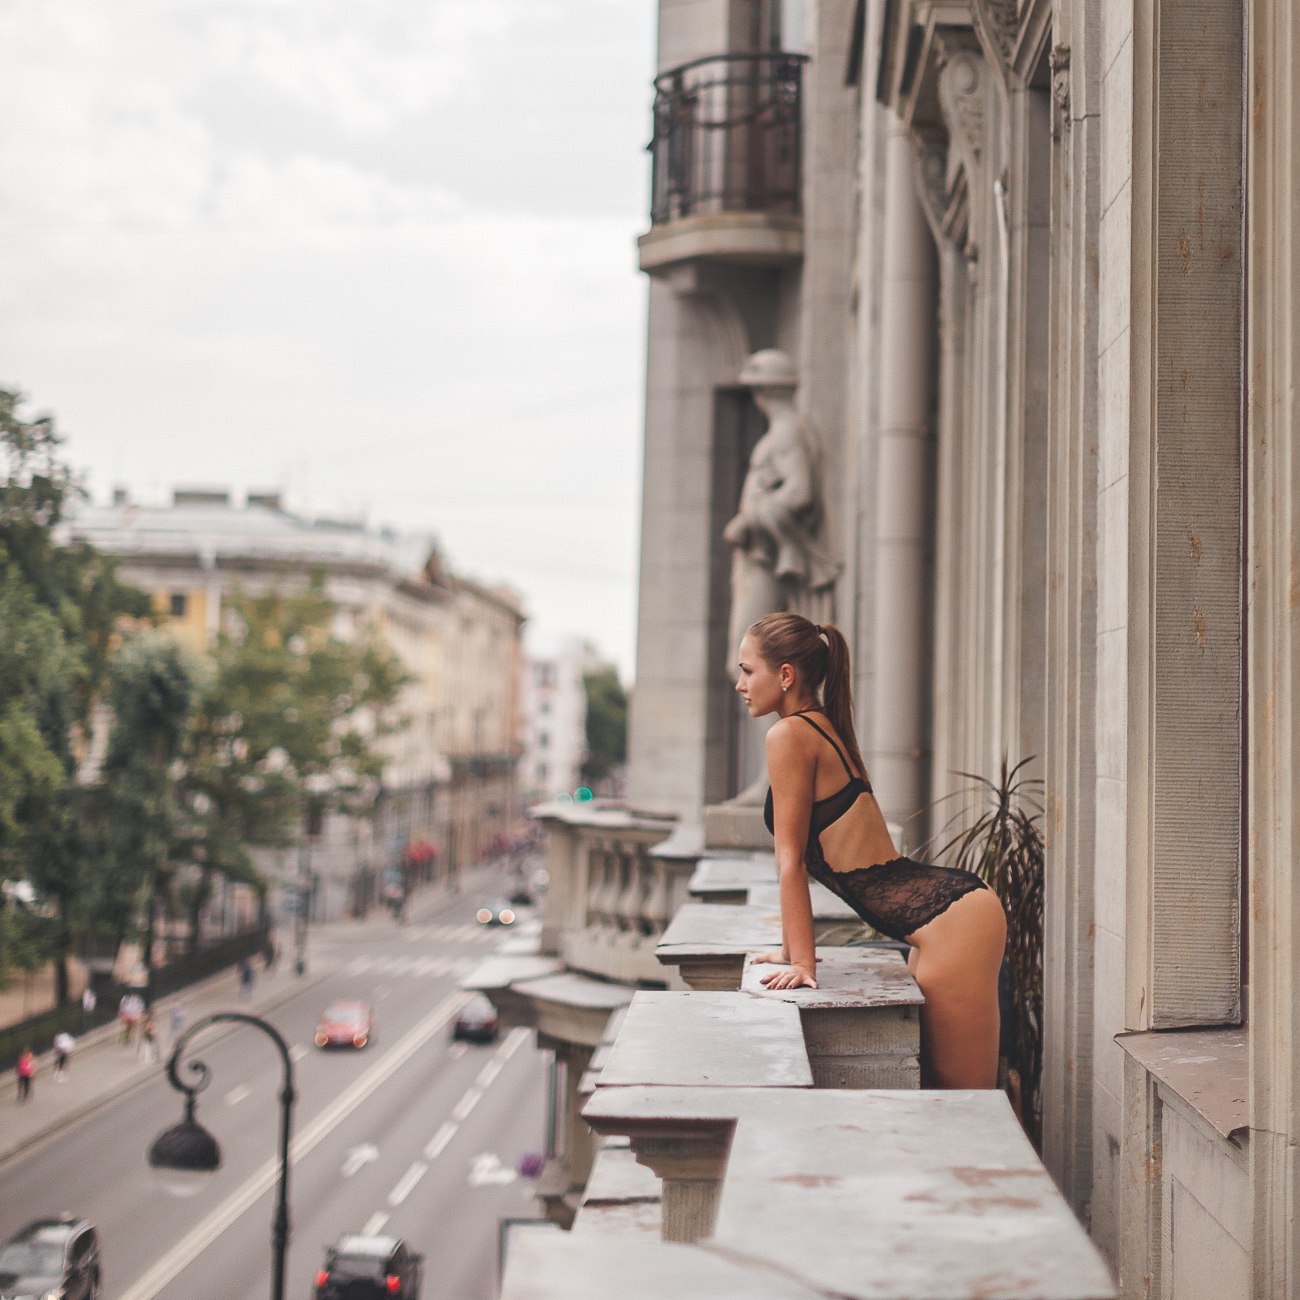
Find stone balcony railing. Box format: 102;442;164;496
538;805;696;986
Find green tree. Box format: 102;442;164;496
94;634;199;990
0;390;151;1000
179;580;409;949
580;667;628;789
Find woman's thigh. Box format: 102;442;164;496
910;889;1006;1088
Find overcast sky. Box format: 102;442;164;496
0;0;656;677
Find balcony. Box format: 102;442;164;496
639;52;808;275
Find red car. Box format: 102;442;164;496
315;1000;375;1050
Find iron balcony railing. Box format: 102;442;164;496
649;52;809;226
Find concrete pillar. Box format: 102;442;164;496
868;124;936;836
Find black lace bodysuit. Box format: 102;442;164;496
763;712;990;943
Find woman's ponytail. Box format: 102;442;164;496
819;623;866;778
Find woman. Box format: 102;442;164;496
736;611;1007;1088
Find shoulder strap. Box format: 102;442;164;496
794;712;857;780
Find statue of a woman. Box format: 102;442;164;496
724;350;841;801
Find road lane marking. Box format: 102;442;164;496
468;1152;517;1187
424;1121;457;1161
117;989;468;1300
387;1160;428;1206
475;1058;503;1089
342;1144;379;1178
449;1042;467;1059
501;1027;529;1058
224;1085;250;1107
451;1086;482;1121
289;1044;307;1062
346;957;372;974
361;1211;389;1236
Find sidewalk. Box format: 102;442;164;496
0;869;493;1168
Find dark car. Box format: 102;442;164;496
474;900;517;927
452;993;500;1043
313;1234;423;1299
0;1216;101;1300
315;1000;375;1050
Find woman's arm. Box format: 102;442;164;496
759;721;818;989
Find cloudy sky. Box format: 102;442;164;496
0;0;656;676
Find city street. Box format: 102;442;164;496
0;891;548;1300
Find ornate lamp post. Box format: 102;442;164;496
148;1012;296;1300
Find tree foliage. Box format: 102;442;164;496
0;391;151;999
0;389;413;993
580;667;628;788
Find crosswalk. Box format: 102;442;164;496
405;921;511;944
342;953;480;978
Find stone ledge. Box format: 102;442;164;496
1115;1026;1248;1141
598;990;814;1090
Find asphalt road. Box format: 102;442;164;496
0;893;549;1300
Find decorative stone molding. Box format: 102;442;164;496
911;134;950;249
1050;44;1072;140
937;50;987;179
970;0;1019;77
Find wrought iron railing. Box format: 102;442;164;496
649;52;808;225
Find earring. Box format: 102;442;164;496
782;683;788;693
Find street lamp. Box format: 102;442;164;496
148;1012;296;1300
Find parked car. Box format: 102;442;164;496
313;1234;423;1299
452;993;500;1043
0;1215;101;1300
314;1000;375;1050
475;900;517;927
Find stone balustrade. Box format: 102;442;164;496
533;802;696;986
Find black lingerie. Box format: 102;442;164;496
763;711;989;943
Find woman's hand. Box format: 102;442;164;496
750;949;790;966
758;962;818;990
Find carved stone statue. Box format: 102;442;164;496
723;349;841;802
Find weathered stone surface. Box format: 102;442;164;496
713;1089;1118;1299
739;946;922;1010
599;991;813;1089
500;1233;825;1299
583;1086;1116;1297
582;1142;663;1205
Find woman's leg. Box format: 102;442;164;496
909;887;1006;1089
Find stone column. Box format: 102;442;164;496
868;123;936;837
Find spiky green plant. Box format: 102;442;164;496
928;757;1044;1145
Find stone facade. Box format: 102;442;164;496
618;0;1297;1294
71;489;526;919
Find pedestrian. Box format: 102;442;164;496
169;1003;186;1046
80;985;97;1029
737;613;1007;1087
15;1046;34;1103
237;956;254;1000
139;1010;159;1063
262;934;277;974
52;1031;74;1082
118;991;143;1046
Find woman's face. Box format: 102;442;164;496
736;635;786;717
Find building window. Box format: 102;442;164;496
169;592;188;617
539;731;549;750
